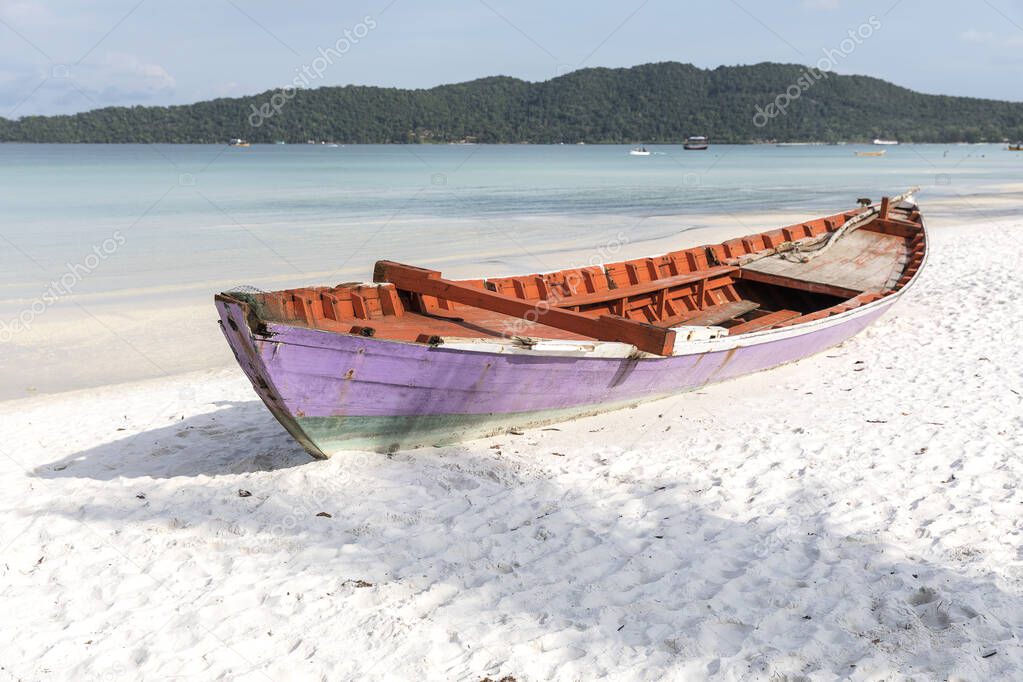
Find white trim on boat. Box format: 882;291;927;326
433;337;640;358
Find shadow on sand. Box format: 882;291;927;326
27;400;1023;679
35;400;311;480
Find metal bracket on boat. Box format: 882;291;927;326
415;333;444;346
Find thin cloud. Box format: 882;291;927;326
802;0;840;9
2;50;176;117
960;27;1023;47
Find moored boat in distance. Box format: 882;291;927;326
216;189;926;456
855;150;886;157
629;146;651;156
229;138;251;147
683;135;709;150
873;138;898;145
1009;142;1022;151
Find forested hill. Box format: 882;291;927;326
2;62;1022;144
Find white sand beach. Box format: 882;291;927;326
2;213;1022;680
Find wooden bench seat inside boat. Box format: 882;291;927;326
674;299;760;326
725;309;801;334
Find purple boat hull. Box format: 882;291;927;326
216;293;897;456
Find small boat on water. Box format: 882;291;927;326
873;138;899;146
217;189;926;456
856;150;886;157
683;136;709;150
229;138;251;147
629;146;651;156
1009;143;1022;151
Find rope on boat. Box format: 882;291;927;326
780;187;920;264
226;285;269;294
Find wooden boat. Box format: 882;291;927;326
683;136;709;150
1009;143;1022;151
856;150;886;157
229;138;251;147
216;190;926;457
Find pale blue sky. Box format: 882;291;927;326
1;0;1022;117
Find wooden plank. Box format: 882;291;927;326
377;285;404;317
658;299;759;328
374;261;677;356
775;291;888;328
321;293;344;321
292;293;316;325
554;265;738;308
727;309;801;335
682;299;759;326
735;268;862;299
350;292;369;319
861;219;919;239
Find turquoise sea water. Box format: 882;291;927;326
1;142;1020;303
0;142;1020;397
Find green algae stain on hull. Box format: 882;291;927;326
293;396;667;456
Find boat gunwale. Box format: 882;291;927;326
237;281;904;361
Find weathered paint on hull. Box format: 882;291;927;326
293;396;675;453
216;294;896;456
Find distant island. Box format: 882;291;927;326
2;62;1022;144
